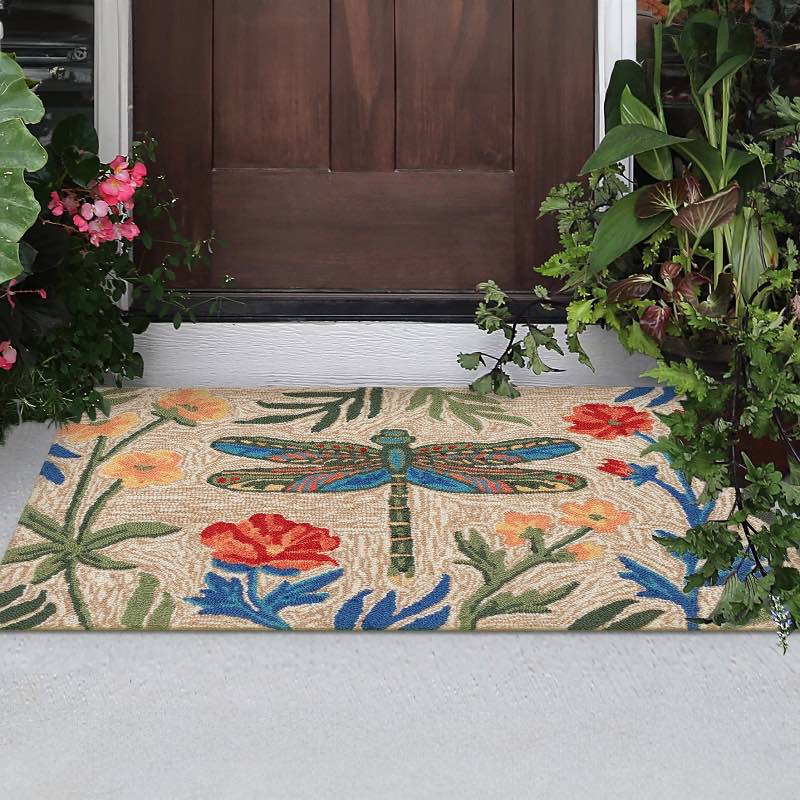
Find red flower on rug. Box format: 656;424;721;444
598;458;635;478
200;513;340;570
564;403;653;440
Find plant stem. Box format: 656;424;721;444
100;416;167;463
63;437;107;536
729;345;768;577
458;527;590;630
76;480;122;543
64;561;92;630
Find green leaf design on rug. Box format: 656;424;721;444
0;584;56;630
455;526;586;630
237;388;384;432
568;599;664;631
121;572;176;630
408;388;532;432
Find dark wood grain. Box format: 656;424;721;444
514;0;596;285
132;0;213;288
331;0;395;171
212;170;514;290
396;0;513;170
213;0;330;168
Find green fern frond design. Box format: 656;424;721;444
408;388;532;432
237;388;384;432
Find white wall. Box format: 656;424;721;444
132;322;656;388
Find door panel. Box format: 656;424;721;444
395;0;513;170
133;0;596;297
213;170;514;289
213;0;330;168
331;0;396;172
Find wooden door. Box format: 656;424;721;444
133;0;595;305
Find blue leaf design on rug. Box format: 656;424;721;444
334;575;451;630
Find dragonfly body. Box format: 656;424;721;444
209;428;587;576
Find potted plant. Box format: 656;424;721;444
0;51;215;443
459;0;799;646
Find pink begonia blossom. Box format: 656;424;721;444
116;220;140;241
80;200;110;220
48;191;65;216
0;341;17;371
130;161;147;187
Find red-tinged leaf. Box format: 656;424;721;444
684;174;703;204
607;275;654;303
663;272;711;304
672;183;740;239
635;178;691;218
659;261;682;281
640;304;671;344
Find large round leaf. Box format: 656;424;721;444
0;118;48;170
0;53;45;125
0;171;42;282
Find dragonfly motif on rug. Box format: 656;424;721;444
207;430;587;577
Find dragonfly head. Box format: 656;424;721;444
371;429;415;447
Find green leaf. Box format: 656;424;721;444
581;124;690;175
0;118;48;170
145;593;176;630
78;552;137;571
642;361;714;401
1;542;58;564
0;589;48;626
0;585;25;608
31;554;68;584
62;148;102;187
457;352;483;371
0;170;42;282
698;24;755;96
618;322;662;358
454;529;506;582
0;53;45;124
619;87;673;180
605;608;664;630
589;187;671;273
82;521;181;550
51;113;99;156
569;599;636;630
604;61;649;131
18;505;66;543
120;572;159;629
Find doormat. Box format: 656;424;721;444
0;386;759;632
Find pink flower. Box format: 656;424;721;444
116;220;140;241
97;173;135;205
73;214;89;233
86;217;118;246
48;191;65;217
0;340;17;371
130;161;147;188
80;200;110;220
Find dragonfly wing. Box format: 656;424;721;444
209;466;391;493
413;437;580;468
406;466;586;494
211;435;383;469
